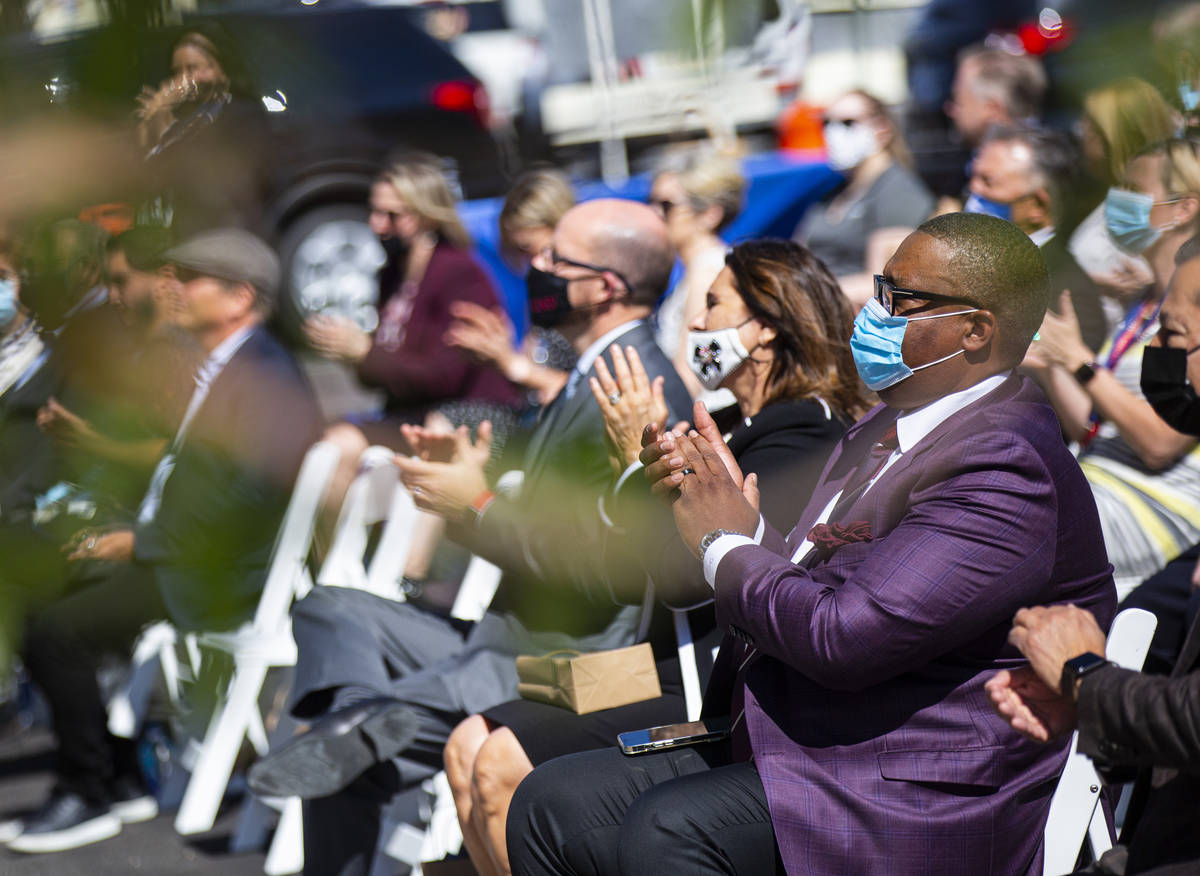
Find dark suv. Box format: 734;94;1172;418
0;2;505;326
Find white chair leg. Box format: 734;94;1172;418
1087;803;1113;859
175;660;269;835
264;798;304;876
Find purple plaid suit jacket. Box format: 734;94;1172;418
709;375;1117;875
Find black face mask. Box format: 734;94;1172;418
526;266;575;329
1140;344;1200;436
380;236;409;265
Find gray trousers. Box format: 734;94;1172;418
288;585;641;875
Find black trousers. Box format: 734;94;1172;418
1121;542;1200;675
22;564;166;804
507;745;783;876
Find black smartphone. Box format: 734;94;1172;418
617;716;731;755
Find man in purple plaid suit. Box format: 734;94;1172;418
506;213;1118;876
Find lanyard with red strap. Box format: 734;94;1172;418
1082;296;1162;447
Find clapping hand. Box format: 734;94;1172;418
1028;291;1094;372
641;402;759;554
985;604;1108;742
984;667;1078;743
394;422;492;521
588;344;670;470
445;301;518;371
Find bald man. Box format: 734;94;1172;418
248;199;692;873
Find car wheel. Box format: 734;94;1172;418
277;203;385;335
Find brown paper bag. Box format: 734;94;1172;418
515;642;661;714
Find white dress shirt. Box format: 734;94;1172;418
136;325;257;524
701;372;1012;588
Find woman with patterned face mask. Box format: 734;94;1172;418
441;240;869;876
1024;138;1200;599
794;90;934;281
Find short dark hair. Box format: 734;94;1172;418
107;226;174;273
981;124;1080;221
915;212;1050;355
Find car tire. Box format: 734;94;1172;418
275;203;385;342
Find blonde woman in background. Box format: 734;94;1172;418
446;167;576;405
1026;138;1200;598
649;148;745;401
795;89;934;308
307;152;521;573
1069;78;1180;296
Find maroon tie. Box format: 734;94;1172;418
826;424;899;523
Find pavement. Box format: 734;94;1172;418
0;724;268;876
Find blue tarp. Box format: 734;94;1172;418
458;151;841;335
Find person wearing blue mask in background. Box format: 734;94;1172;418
1022;138;1200;605
966;125;1110;351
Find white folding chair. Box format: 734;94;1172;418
1042;607;1158;875
170;441;340;837
317;445;419;601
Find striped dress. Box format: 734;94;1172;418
1079;320;1200;598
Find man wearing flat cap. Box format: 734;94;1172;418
8;229;322;854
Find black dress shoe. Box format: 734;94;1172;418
247;697;418;799
7;790;121;853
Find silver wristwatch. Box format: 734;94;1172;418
698;528;742;561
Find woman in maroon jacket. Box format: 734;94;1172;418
305;153;521;558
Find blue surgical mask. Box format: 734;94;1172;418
964;192;1013;223
0;278;18;328
1105;187;1168;253
850;298;978;391
1181;81;1200;113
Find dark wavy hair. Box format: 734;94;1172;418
724;239;869;421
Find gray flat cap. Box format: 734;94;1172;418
164;228;280;293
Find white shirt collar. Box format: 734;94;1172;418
574;319;645;376
201;324;257;379
1029;226;1056;248
894;371;1011;453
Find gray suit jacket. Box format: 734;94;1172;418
455;319;692;638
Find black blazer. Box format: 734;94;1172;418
133;326;321;630
455;320;693;638
1078;614;1200;873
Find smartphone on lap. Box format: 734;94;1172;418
617;716;731;755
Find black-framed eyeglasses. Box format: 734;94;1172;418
873;275;981;316
542;247;633;293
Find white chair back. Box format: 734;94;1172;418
1042;607;1158;875
171;441;341;838
318;445;418;601
252;441;341;632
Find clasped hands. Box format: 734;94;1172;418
63;527;135;563
304;314;372;363
985;604;1108;743
641;400;760;556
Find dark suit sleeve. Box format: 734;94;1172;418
713;429;1101;691
356;256;499;405
454;328;692;608
1077;664;1200;774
